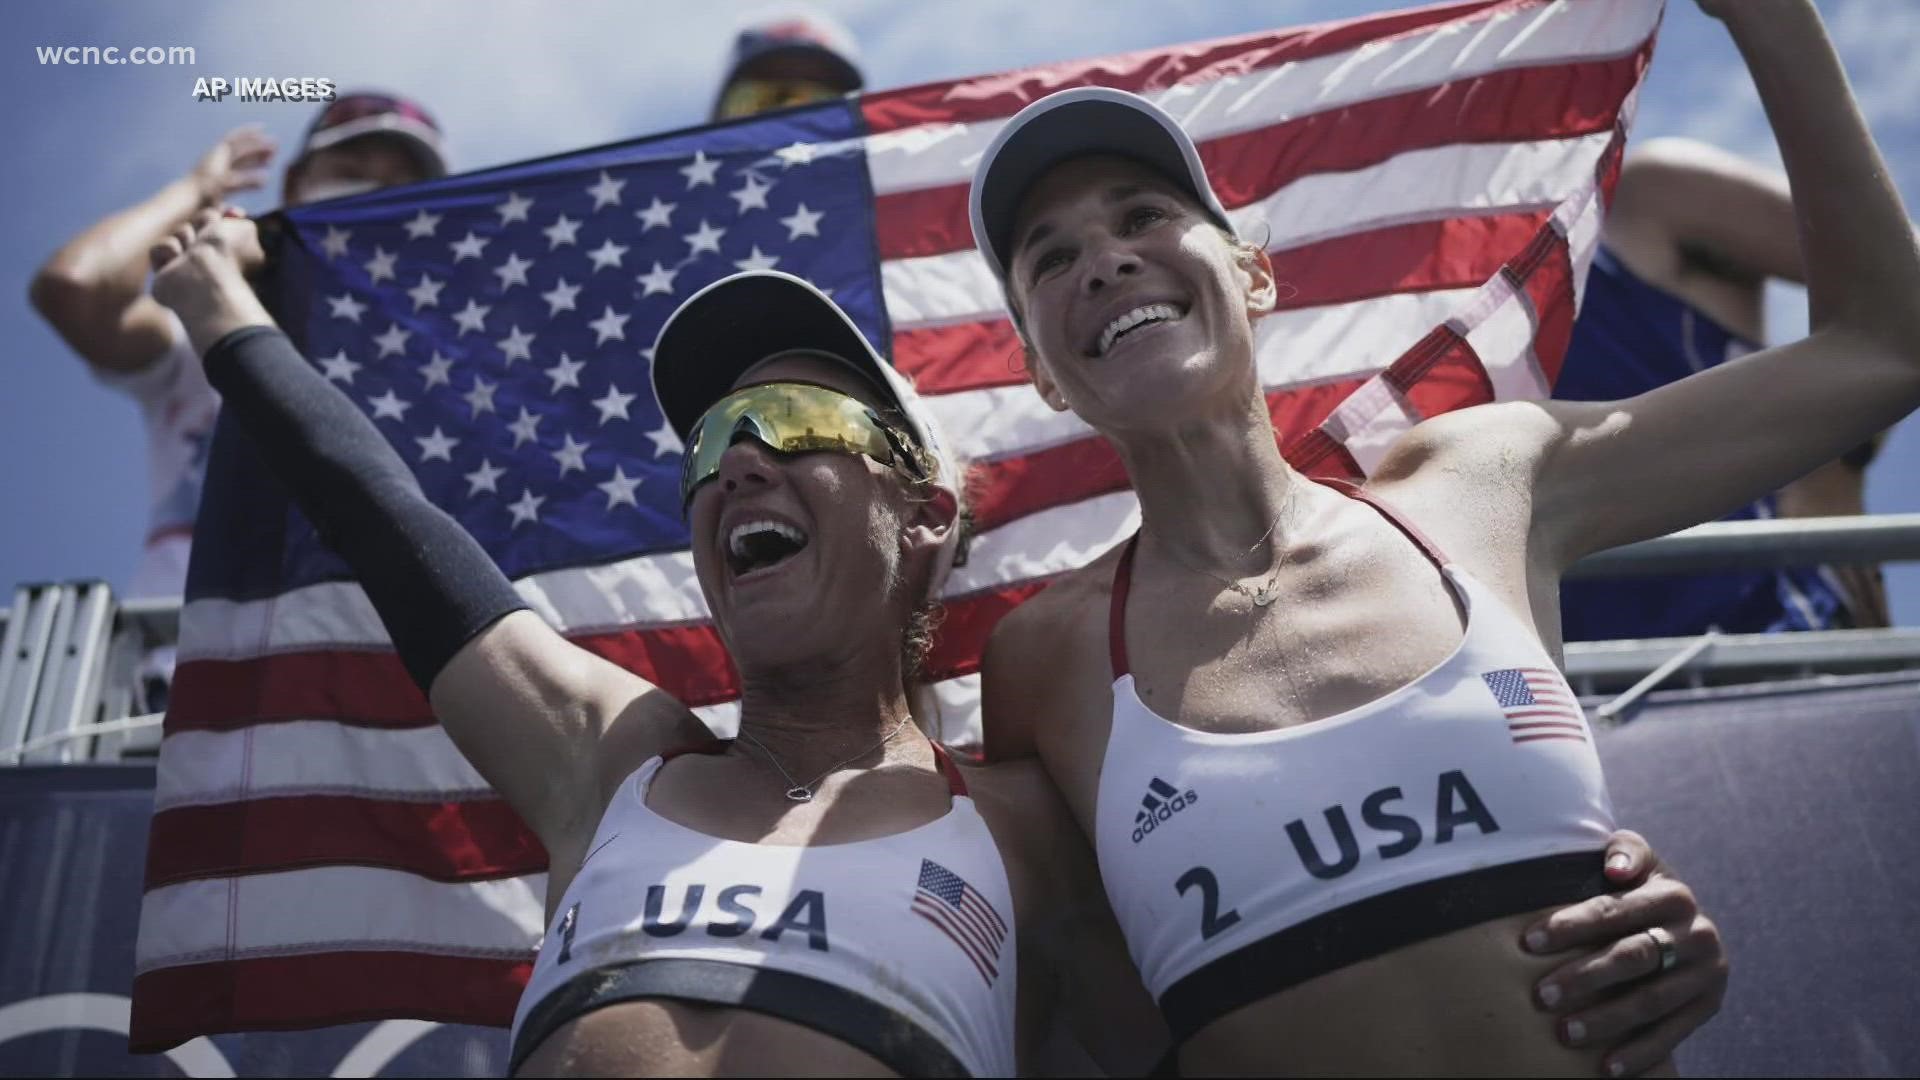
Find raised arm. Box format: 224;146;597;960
31;128;274;373
980;550;1121;765
147;209;705;847
1603;133;1894;628
1528;0;1920;563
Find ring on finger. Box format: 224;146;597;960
1643;925;1679;973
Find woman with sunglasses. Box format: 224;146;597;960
153;209;1722;1075
145;233;1164;1076
710;9;864;122
969;2;1894;1075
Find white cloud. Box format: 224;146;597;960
1824;1;1920;129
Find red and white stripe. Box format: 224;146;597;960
133;0;1659;1049
1500;666;1590;744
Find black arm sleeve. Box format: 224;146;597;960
202;324;529;692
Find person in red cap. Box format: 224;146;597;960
711;5;864;122
279;91;448;203
30;91;445;710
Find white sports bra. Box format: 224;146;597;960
509;740;1018;1077
1094;482;1616;1044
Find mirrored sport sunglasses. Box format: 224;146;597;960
715;76;846;120
680;381;931;508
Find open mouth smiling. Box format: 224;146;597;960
1088;301;1189;358
725;517;810;579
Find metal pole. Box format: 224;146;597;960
1568;514;1920;578
0;713;163;765
1593;629;1722;722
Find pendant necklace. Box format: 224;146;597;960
736;713;913;802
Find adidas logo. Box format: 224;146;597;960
1131;777;1199;844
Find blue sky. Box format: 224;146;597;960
2;0;1916;622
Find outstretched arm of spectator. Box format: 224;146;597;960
29;126;275;373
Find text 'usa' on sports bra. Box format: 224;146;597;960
510;740;1019;1077
1093;482;1616;1042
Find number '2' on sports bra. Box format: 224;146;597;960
1094;482;1616;1043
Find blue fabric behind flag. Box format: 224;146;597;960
1553;246;1847;639
188;100;877;600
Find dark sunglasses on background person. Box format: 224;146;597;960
715;76;847;120
680;381;931;508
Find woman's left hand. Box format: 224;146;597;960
1522;830;1728;1077
149;206;274;356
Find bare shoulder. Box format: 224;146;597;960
1364;400;1576;582
980;548;1123;761
1371;399;1564;495
963;754;1168;1073
594;688;714;797
961;759;1086;905
959;756;1056;819
999;547;1122;634
431;610;707;846
960;757;1090;887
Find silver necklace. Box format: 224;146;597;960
736;713;913;802
1153;490;1298;608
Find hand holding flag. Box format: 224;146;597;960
133;0;1661;1048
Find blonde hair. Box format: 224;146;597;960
896;457;976;678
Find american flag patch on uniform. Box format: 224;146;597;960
1481;667;1588;744
912;859;1007;985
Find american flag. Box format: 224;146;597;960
912;859;1009;985
131;0;1660;1048
1481;667;1591;744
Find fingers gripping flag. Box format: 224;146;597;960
134;0;1662;1047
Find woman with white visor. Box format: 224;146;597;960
144;227;1165;1077
150;201;1724;1075
970;1;1904;1074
